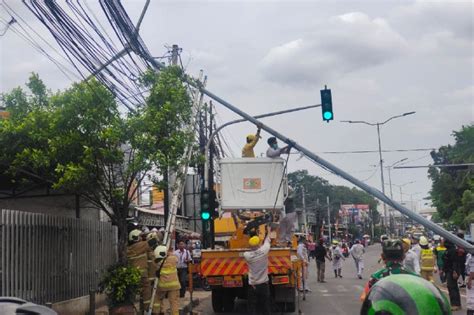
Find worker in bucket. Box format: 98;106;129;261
242;127;261;157
244;225;272;315
266;137;290;158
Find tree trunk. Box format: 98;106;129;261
117;218;129;264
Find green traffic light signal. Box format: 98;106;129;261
320;86;333;122
323;111;333;120
201;211;211;220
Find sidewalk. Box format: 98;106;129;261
95;290;211;315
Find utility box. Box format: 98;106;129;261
218;158;287;210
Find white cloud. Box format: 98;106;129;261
259;12;408;86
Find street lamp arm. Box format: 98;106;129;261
381;111;416;125
340;120;375;126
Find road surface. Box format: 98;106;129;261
195;244;467;314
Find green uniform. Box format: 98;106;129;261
367;262;418;290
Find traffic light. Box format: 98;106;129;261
200;189;218;221
201;189;211;220
320;86;333;122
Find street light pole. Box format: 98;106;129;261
341;111;415;234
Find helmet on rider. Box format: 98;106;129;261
360;274;451;315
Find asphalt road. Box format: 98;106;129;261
195;244;467;314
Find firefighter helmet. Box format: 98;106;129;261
154;245;168;260
361;274;451;315
419;236;429;246
128;229;142;242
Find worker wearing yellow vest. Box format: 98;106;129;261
242;128;261;157
419;236;436;282
153;245;181;315
127;229;153;311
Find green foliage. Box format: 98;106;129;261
428;125;473;228
98;263;142;308
0;68;195;261
288;170;379;223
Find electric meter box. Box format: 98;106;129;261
218;158;287;210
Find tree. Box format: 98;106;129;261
428;125;474;228
287;170;380;238
0;67;195;262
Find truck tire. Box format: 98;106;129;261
285;287;296;312
222;289;235;312
212;288;224;312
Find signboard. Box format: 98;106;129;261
243;178;262;190
339;204;370;224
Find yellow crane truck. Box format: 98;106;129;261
199;158;301;312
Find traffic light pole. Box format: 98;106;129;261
140;52;473;253
192;86;473;253
208;102;215;249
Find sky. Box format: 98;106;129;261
1;0;473;213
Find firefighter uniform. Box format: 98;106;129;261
156;254;181;315
127;233;153;311
147;242;161;314
420;247;436;282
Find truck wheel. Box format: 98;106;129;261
222;289;235;312
212;288;224;312
285;287;296;312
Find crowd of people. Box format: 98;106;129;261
296;232;473;314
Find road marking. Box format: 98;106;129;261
319;289;329;293
336;285;348;292
353;285;364;291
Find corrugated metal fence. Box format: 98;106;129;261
0;209;118;304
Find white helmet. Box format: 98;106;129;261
128;229;142;242
154;245;168;259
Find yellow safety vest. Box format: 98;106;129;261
158;255;181;291
420;248;435;271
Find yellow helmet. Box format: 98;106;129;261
332;240;339;245
419;236;429;246
246;134;256;142
128;229;142;242
249;236;260;247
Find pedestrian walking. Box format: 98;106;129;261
244;226;272;315
350;239;365;279
297;237;311;292
330;240;344;278
433;238;447;283
314;238;331;283
419;236;436;282
174;241;191;298
307;240;316;260
402;238;420;275
443;239;462;312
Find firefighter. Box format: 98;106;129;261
146;232;161;314
360;274;451;315
242;128;261;157
419;236;436;282
127;229;153;311
154;245;181;315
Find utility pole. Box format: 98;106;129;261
163;45;180;227
375;123;388;233
327;196;331;244
208;101;215;249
